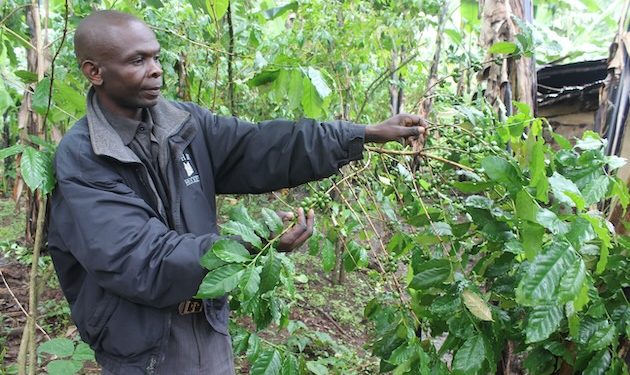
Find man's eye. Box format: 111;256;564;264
132;59;143;65
154;56;161;63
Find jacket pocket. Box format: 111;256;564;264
86;291;118;334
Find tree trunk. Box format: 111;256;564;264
478;0;536;116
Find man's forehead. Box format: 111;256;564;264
95;22;159;56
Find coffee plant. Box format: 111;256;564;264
199;102;630;374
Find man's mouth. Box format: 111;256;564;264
143;87;161;96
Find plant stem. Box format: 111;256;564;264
27;194;46;375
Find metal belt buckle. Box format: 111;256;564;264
178;299;203;315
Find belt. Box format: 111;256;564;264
178;299;204;315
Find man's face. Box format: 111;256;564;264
90;21;163;119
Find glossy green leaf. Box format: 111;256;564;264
549;172;584;209
200;248;227;271
611;178;630;209
535;208;569;235
303;67;331;98
464;194;492;210
38;338;74;357
221;221;262;249
516;190;538;222
582;175;610;206
516;240;577;305
230;205;269;239
212;239;252;263
195;264;244;299
488;41;518;54
281;353;299;375
409;259;451;290
583;350;612;375
460;0;479;30
552;133;572;149
246;333;262;362
263;2;298;19
287;70;303;110
343;241;368;272
526;305;563;343
205;0;229;20
54;80;86;115
20;146;54;193
452;335;485;375
0;79;12;114
0;144;24;160
305;361;329;375
262;208;283;234
301;75;323;118
522;222;544;260
452;181;492;193
32;78;51;115
558;258;586;304
576;134;604;151
248;69;280;87
430;222;453;236
259;254;282;294
566;217;596;250
239;266;261;300
251;350;281;375
581;214;612;274
321;238;336;272
14;70;38;83
586;322;616;351
606;155;626;171
481;156;523;194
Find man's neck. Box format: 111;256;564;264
95;91;143;121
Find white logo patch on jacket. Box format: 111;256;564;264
180;153;200;186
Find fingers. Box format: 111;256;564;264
294;209;314;244
276;208;315;252
398;113;427;127
276;210;294;222
395;114;427;140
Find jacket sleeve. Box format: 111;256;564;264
184;103;365;194
52;137;216;308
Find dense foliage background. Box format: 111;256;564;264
0;0;629;374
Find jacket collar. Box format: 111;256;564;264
86;87;191;163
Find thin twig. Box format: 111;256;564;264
1;24;35;49
355;52;420;121
364;145;475;171
0;4;30;26
150;25;234;55
0;270;50;340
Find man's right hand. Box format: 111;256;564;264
364;114;427;144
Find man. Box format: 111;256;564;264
47;10;426;375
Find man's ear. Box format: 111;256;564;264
80;60;103;86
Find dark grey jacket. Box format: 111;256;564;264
47;90;365;374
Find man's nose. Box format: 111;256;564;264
148;59;162;78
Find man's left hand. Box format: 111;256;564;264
364;114;427;144
276;208;315;252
